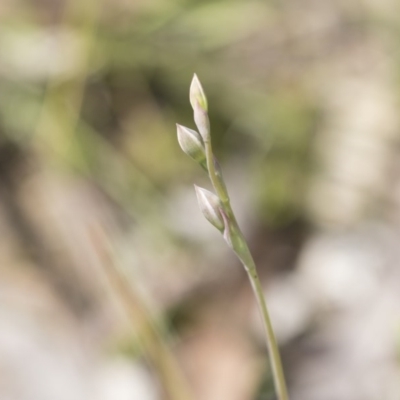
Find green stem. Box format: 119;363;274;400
204;136;289;400
245;258;289;400
204;139;228;203
223;211;289;400
230;221;289;400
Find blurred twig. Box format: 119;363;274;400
90;226;194;400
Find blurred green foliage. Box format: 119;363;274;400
0;0;319;229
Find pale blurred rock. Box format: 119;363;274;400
94;359;160;400
0;316;89;400
297;231;383;307
262;274;315;344
289;228;400;400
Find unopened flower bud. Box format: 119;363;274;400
176;124;206;166
194;107;210;141
189;74;210;141
190;74;208;112
194;185;224;231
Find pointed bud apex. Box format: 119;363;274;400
176;124;206;165
190;74;208;112
194;185;224;231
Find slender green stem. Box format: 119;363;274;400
245;258;289;400
204;135;289;400
204;139;229;204
228;218;289;400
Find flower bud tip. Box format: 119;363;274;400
190;73;208;112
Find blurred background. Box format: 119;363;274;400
1;0;400;399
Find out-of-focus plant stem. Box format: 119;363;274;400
91;228;194;400
34;1;194;397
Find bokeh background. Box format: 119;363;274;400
1;0;400;399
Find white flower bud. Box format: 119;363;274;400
193;107;210;141
190;74;210;141
176;124;206;165
194;185;224;231
190;74;208;112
